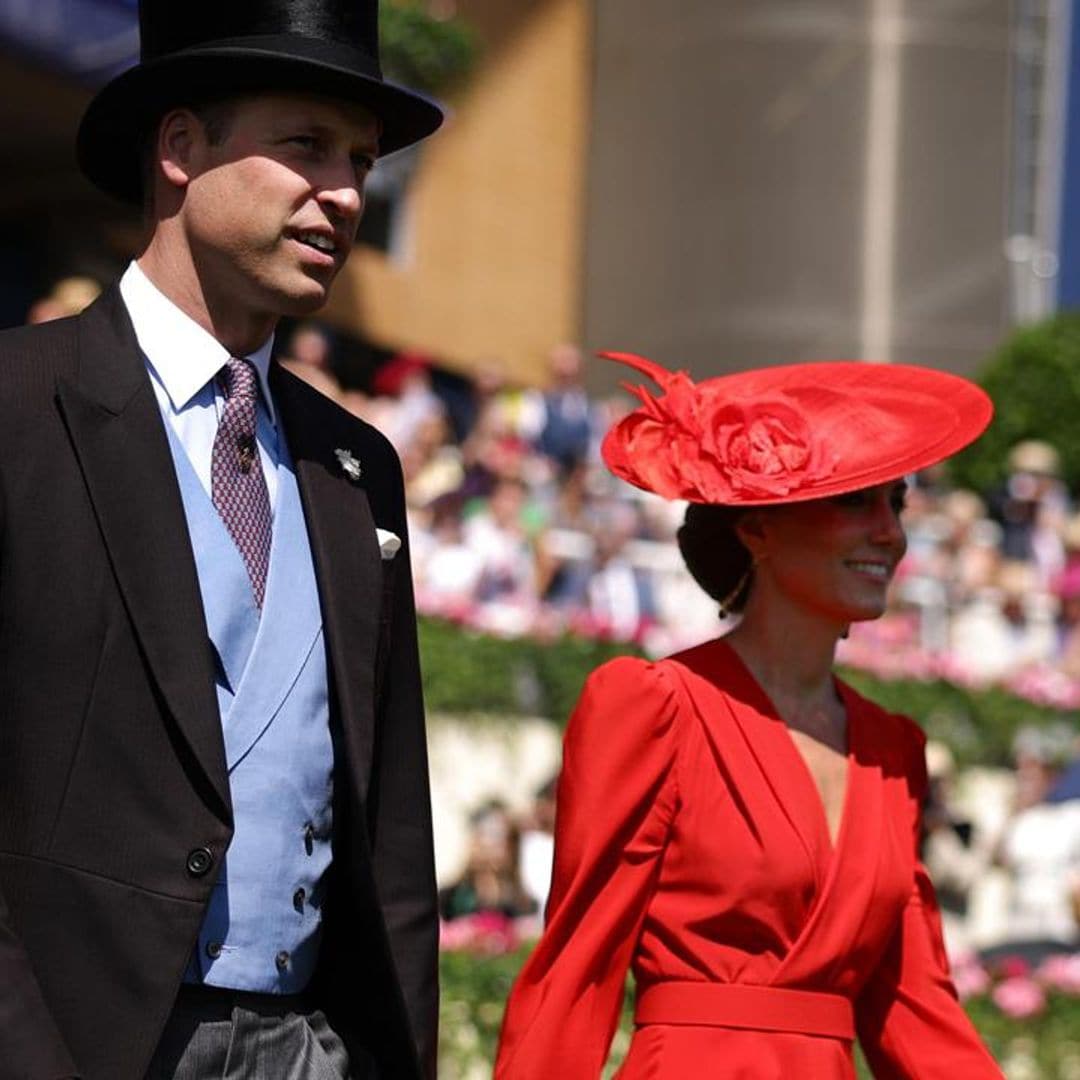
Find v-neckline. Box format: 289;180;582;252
718;638;857;856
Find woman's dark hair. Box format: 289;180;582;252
676;504;754;614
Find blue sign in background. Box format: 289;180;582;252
0;0;138;83
1059;2;1080;309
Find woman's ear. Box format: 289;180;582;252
734;509;768;563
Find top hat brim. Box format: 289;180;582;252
77;37;445;204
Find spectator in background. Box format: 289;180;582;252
370;351;445;453
992;726;1080;955
279;319;342;401
1051;514;1080;676
412;494;484;613
466;362;546;447
535;460;601;603
465;477;540;605
989;439;1068;581
537;343;594;472
921;742;988;956
518;777;558;917
25;275;102;324
1047;733;1080;804
949;560;1057;680
401;410;464;508
942;491;1001;598
457;393;531;502
439;801;536;922
545;501;655;640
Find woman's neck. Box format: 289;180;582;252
724;595;845;726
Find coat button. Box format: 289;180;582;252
303;823;315;855
186;847;214;877
275;950;290;972
293;888;306;913
206;941;223;959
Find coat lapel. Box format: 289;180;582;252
270;365;382;803
55;288;230;820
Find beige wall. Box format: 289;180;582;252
582;1;1014;394
325;0;590;385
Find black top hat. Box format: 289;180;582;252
77;0;445;203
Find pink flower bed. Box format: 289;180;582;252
948;950;1080;1018
439;912;539;955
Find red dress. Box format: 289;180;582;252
495;639;1001;1078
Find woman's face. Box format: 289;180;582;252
741;481;908;625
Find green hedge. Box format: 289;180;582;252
380;0;478;96
438;948;1080;1078
419;617;639;730
418;617;1076;766
835;669;1076;768
439;945;635;1080
948;313;1080;494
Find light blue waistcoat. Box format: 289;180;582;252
165;423;334;993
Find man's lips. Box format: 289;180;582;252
289;228;350;264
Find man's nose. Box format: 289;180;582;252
319;182;363;222
318;165;364;225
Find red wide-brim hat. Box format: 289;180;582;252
599;352;993;506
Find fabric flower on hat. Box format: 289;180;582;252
600;351;836;503
706;397;836;499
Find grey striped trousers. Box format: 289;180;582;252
145;986;353;1080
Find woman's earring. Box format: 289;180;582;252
717;561;755;619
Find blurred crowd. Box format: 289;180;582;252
27;281;1080;962
923;724;1080;966
277;321;714;654
37;278;1080;692
279;317;1080;708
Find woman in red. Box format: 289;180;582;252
495;354;1002;1078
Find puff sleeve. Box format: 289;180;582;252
494;658;682;1079
856;720;1002;1078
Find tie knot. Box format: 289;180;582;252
221;357;259;403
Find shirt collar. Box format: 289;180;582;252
119;261;276;427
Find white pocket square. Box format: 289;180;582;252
375;528;401;561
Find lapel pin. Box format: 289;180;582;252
334;448;362;482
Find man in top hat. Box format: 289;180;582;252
0;3;444;1078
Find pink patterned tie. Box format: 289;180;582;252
211;358;272;608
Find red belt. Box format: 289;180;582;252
635;982;855;1041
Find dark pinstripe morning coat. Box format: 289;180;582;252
0;288;438;1080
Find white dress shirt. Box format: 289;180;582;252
119;261;280;511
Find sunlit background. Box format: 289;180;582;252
4;3;1080;1076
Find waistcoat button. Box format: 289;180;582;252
275;950;290;972
293;888;306;913
186;847;214;877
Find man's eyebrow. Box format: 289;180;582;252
293;119;379;149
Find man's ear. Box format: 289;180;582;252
155;108;203;191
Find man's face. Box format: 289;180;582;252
179;92;380;320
